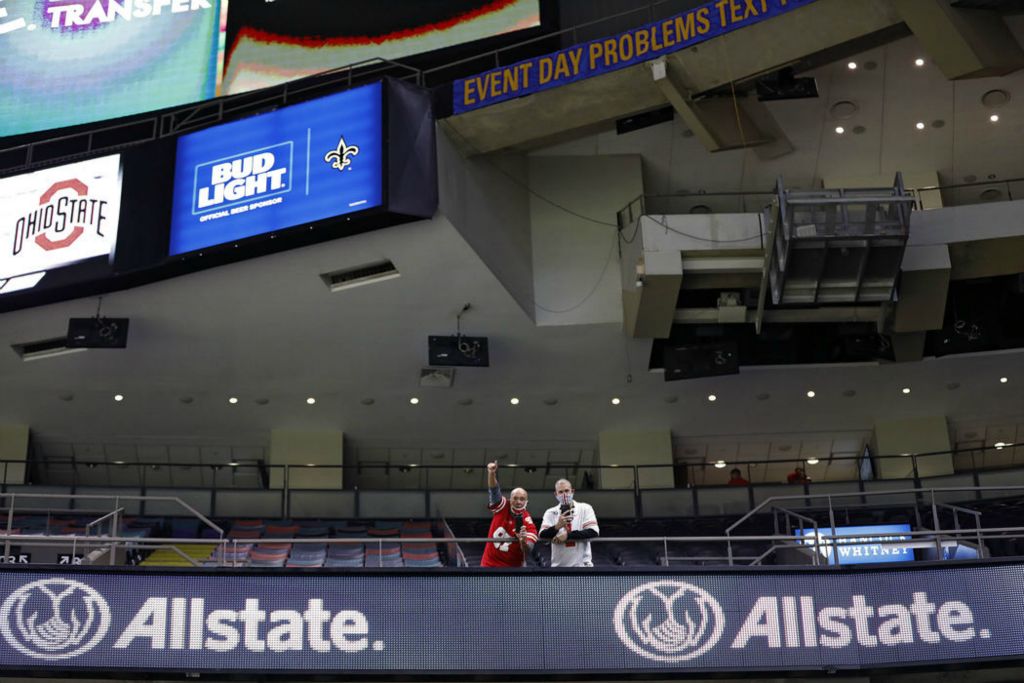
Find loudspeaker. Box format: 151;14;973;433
663;341;738;381
428;335;489;367
67;318;129;349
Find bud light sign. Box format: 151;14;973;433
169;82;383;256
1;563;1024;674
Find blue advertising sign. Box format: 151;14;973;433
0;563;1022;674
169;82;383;256
795;524;914;565
452;0;819;114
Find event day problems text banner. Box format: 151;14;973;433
453;0;819;113
1;563;1023;674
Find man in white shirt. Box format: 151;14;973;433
538;478;600;567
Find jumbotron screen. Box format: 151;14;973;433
0;0;225;137
222;0;540;95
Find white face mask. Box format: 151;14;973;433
510;499;527;512
557;492;573;507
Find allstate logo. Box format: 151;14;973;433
0;578;111;660
613;580;724;662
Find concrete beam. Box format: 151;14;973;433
650;58;773;153
673;305;882;324
894;0;1024;79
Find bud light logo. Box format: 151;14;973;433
0;578;111;660
613;580;724;662
192;142;292;216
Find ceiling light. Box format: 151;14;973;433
990;114;1000;123
113;460;125;465
847;61;857;70
228;462;239;467
915;122;925;130
1000;377;1008;384
995;442;1006;450
714;460;727;469
707;394;717;402
806;390;816;398
806;458;820;465
914;58;925;67
114;394;124;402
901;387;911;395
611;397;621;405
510;397;520;405
409;397;419;405
306;397;316;405
834;126;845;134
228;397;238;404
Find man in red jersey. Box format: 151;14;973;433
480;461;537;567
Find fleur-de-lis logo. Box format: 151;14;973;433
324;136;360;172
0;578;111;660
613;580;724;662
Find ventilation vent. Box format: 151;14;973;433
320;260;399;292
12;336;86;362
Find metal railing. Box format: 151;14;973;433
618;176;1024;231
723;485;1019;565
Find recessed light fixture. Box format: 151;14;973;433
510;397;520;405
806;458;820;465
228;397;238;404
611;397;621;405
113;460;125;465
714;460;727;469
995;442;1006;450
806;390;816;398
707;394;717;402
915;122;925;130
835;126;845;134
114;394;124;402
1000;377;1008;384
847;61;857;70
409;397;420;405
990;114;1000;123
901;387;911;395
228;462;239;467
914;58;925;67
306;397;316;405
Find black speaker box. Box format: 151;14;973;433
67;318;129;349
663;341;738;381
428;335;489;367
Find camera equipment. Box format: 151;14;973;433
559;503;572;515
513;513;523;533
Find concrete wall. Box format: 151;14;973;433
269;430;344;490
437;127;535;319
528;154;643;326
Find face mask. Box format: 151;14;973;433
557;492;573;507
510;499;527;512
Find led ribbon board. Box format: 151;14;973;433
0;155;122;294
0;563;1021;673
0;0;222;137
453;0;819;113
795;524;915;565
169;82;383;255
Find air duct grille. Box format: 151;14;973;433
320;260;399;292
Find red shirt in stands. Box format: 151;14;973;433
480;496;538;567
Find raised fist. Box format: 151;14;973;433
487;461;498;473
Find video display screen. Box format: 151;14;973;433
0;0;224;137
0;154;122;295
169;81;383;255
795;524;914;565
222;0;540;94
0;564;1022;673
